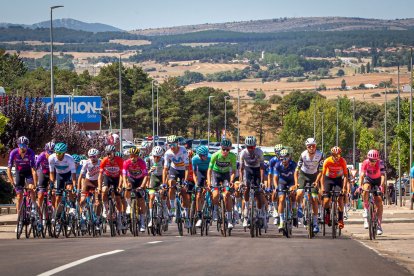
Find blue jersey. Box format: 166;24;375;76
192;154;211;172
268;156;279;175
264;161;270;177
410;166;414;178
274;160;297;182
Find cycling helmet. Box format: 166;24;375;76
331;146;342;155
88;148;99;157
196;145;209;156
305;138;317;146
279;149;290;158
167;135;178;143
115;151;123;157
45;141;55;151
128;147;140;156
72;154;81;164
54;142;67;153
17;136;29;145
80;155;87;160
367;149;379;160
105;145;116;153
245;136;257;147
152;146;164;157
220;138;232;148
274;144;283;152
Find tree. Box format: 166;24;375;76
357;127;379;161
341;79;347;90
366;62;371;73
0;49;27;92
360;64;366;74
246;100;279;145
336;69;345;77
268;95;282;104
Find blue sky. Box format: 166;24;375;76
2;0;412;30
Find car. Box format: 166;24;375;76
192;139;208;150
395;178;410;196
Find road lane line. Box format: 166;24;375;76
147;241;163;244
37;250;124;276
355;240;388;256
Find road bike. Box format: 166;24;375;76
279;188;294;238
364;187;380;240
16;188;36;239
303;181;314;239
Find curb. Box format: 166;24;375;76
345;218;414;224
0;221;17;226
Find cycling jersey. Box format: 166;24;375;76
48;154;76;174
296;150;324;175
268;156;279;175
322;156;348;179
8;148;35;171
187;150;194;182
239;148;264;168
80;159;101;181
361;159;385;179
100;156;124;178
35;151;51;174
410;166;414;178
192;154;211;172
164;146;189;170
209;150;237;173
146;156;164;177
274;160;297;183
123;158;147;179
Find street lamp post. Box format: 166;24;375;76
119;53;127;153
410;48;413;207
106;95;112;131
397;65;402;206
50;5;64;111
151;80;157;146
352;97;356;168
319;111;324;154
208;96;215;149
156;86;159;137
224;96;230;136
237;90;240;156
336;97;340;146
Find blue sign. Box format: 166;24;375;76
41;96;102;123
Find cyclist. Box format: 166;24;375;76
274;149;297;230
207;138;237;229
123;147;148;232
48;142;77;218
98;145;124;230
294;138;324;234
411;163;414;205
184;139;196;195
162;135;191;228
72;154;83;180
7;136;37;216
35;141;54;212
78;148;101;231
359;149;386;235
321;146;348;230
239;136;266;228
192;145;211;228
147;146;168;228
268;144;282;222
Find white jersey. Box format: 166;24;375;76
239;148;264;168
164;146;189;171
48;153;76;174
146;155;164;176
296;150;324;175
80;159;101;181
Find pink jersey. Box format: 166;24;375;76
123;158;148;179
361;159;385;179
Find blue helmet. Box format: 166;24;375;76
196;146;209;156
72;154;81;164
54;142;67;153
220;138;232;148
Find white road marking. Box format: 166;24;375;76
147;241;163;244
355;240;388;256
175;236;183;238
37;250;124;276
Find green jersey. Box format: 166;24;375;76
209;150;237;173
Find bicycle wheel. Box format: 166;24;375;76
131;199;138;237
177;209;184;237
284;198;290;238
368;202;374;240
151;203;157;236
16;201;25;239
322;208;326;237
249;192;255;238
108;200;116;237
220;198;227;237
331;197;337;239
190;199;197;235
306;198;313;239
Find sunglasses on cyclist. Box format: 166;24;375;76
281;156;290;161
369;158;377;163
55;151;65;155
18;143;27;149
169;143;178;147
199;154;207;158
307;145;316;149
47;150;53;154
89;155;98;159
247;146;256;150
221;147;231;152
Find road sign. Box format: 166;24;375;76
350;169;358;177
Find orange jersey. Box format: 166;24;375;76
100;156;124;178
322;156;348;179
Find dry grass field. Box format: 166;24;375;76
6;50;137;59
108;39;151;46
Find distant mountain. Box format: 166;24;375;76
130;16;414;36
0;18;124;33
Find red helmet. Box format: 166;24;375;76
367;149;379;160
330;146;342;155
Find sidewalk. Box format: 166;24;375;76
343;203;414;273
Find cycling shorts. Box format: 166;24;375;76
149;174;162;190
127;176;145;190
363;176;381;187
298;171;319;194
82;179;98;194
14;170;34;193
244;166;261;187
168;167;186;182
323;176;343;196
211;171;230;187
102;175;121;196
37;171;50;193
55;171;72;196
196;170;207;187
277;178;294;195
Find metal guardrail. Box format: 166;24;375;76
0;204;15;214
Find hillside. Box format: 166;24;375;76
131;17;414;36
0;18;123;33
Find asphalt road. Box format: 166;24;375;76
0;222;410;276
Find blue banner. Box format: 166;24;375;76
41;96;102;123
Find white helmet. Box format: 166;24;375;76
305;138;316;146
152;146;164;157
88;148;100;157
245;136;256;147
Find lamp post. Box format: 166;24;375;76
237;90;240;155
151;80;157;146
208;96;215;149
224;96;230;136
319;111;324;154
119;53;127;152
352;97;356;167
106;95;112;131
50;5;64;111
336;96;340;146
397;65;402;206
156;85;159;137
409;48;413;207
